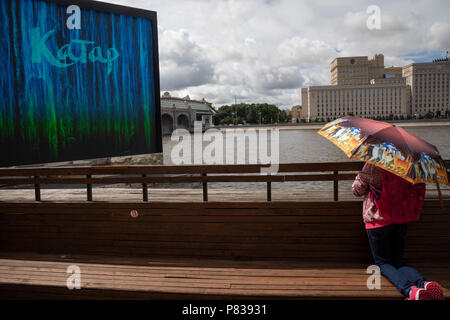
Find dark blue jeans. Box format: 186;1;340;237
366;224;426;297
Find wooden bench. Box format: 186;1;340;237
1;200;449;299
1;252;448;300
1;161;449;299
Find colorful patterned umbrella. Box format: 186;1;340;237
317;116;449;186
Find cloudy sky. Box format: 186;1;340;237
96;0;450;109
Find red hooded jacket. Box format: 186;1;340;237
352;163;426;229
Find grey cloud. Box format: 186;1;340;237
159;29;215;90
250;66;305;92
427;21;450;51
277;37;337;67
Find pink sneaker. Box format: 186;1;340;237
423;281;444;300
406;286;432;300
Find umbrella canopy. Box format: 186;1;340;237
317;116;449;185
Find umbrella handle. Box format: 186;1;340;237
434;175;444;209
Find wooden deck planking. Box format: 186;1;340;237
0;253;449;299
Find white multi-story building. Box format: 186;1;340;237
402;59;450;117
300;55;450;122
301;79;409;121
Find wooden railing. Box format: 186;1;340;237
0;160;449;202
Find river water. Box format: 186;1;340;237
162;125;450;190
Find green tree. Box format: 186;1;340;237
214;103;288;125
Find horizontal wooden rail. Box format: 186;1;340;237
1;160;448;176
0;161;368;176
0;173;359;185
0;160;448;202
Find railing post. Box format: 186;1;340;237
142;174;148;202
202;173;208;202
34;176;41;201
333;170;338;201
87;174;92;201
267;182;272;201
267;175;272;201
